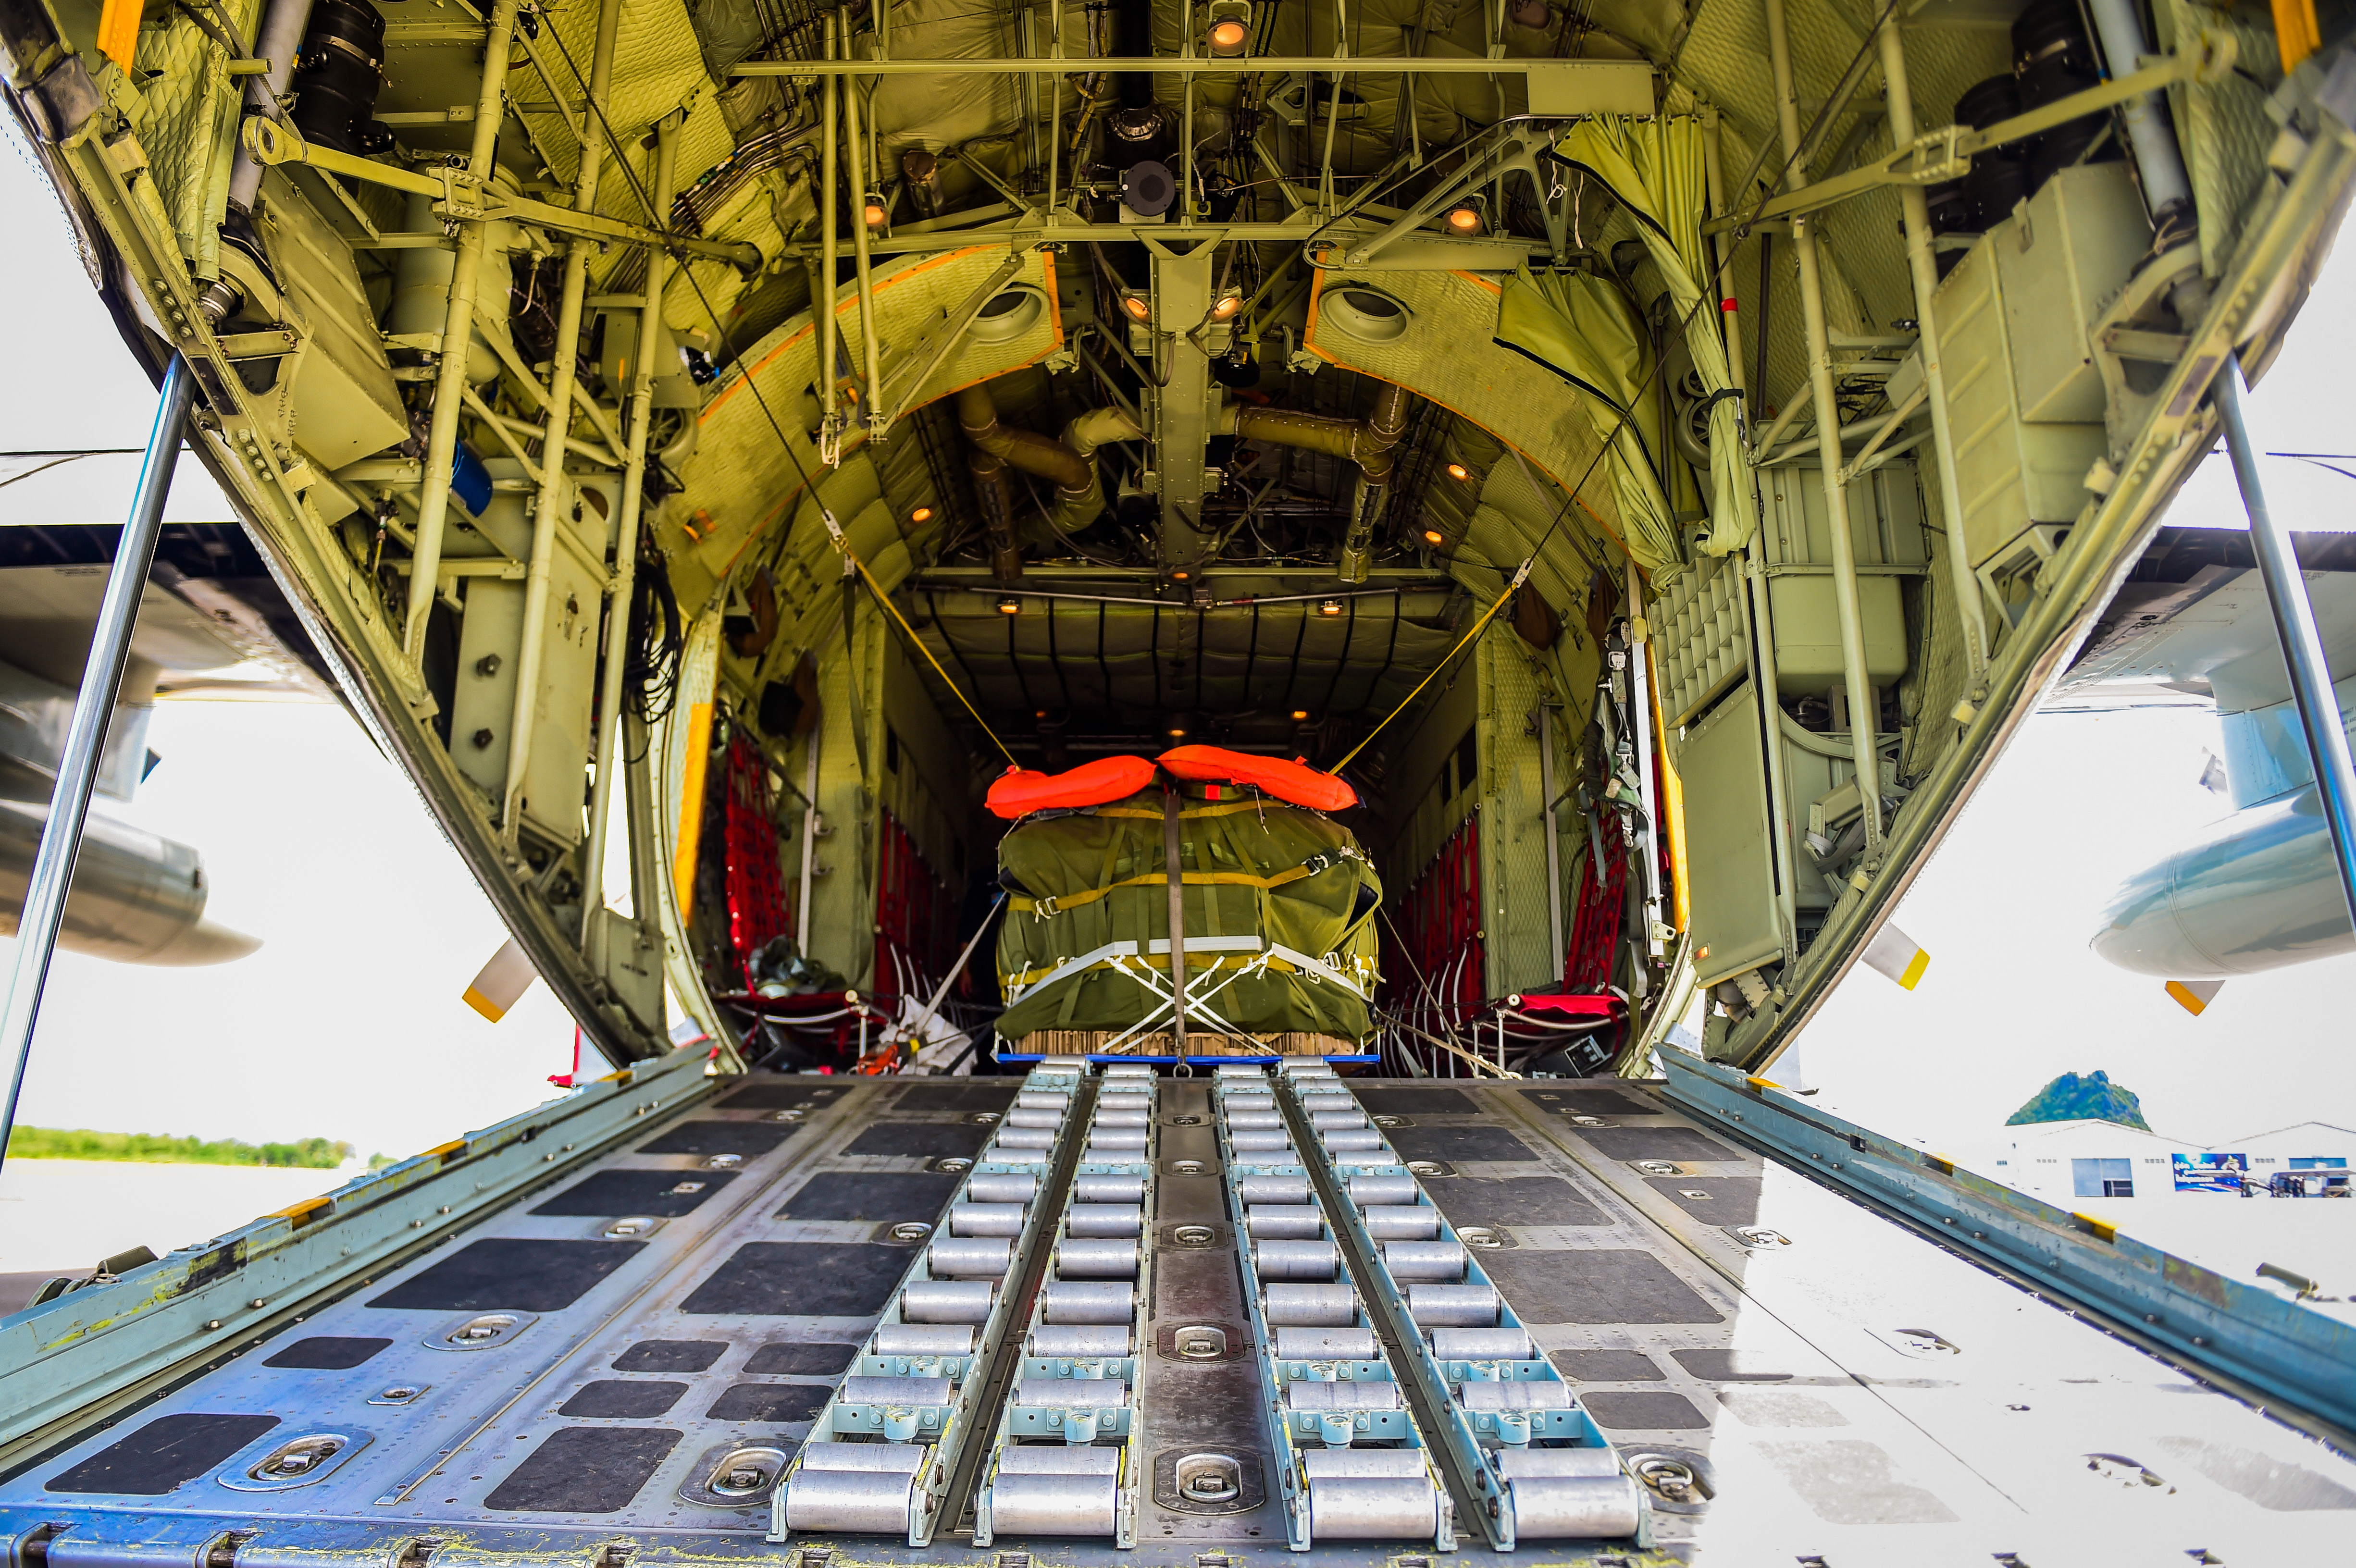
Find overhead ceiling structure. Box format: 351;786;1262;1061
3;0;2350;1075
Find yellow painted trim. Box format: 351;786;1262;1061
2273;0;2321;71
1897;947;1930;990
420;1139;468;1161
96;0;140;70
672;700;715;921
1646;640;1690;930
2165;979;2211;1015
460;985;506;1023
267;1196;333;1223
2074;1211;2119;1243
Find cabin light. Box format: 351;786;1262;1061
1205;0;1252;56
1036;709;1050;719
1170;568;1191;581
1207;17;1249;52
996;594;1022;615
910;506;933;524
1318;598;1343;616
1121;293;1153;323
1444;206;1482;235
863;197;889;228
1167;725;1190;738
1211;292;1242;320
1446;462;1471;482
1291;709;1311;722
1423;527;1447;545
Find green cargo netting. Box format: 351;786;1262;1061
994;789;1384;1049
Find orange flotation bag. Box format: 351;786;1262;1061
985;754;1157;819
1157;745;1357;812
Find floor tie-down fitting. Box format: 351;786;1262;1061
1212;1064;1453;1551
1271;1061;1649;1549
774;1064;1085;1545
974;1064;1157;1545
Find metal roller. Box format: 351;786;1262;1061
1305;1475;1438;1540
1457;1380;1575;1411
1041;1280;1134;1323
1098;1083;1154;1099
1085;1126;1148;1147
1310;1110;1370;1129
1284;1378;1401;1410
873;1323;977;1355
989;1447;1121;1535
1363;1208;1440;1240
1245;1204;1326;1239
1065;1203;1144;1236
930;1236;1015;1277
1498;1451;1641;1538
1215;1062;1266;1075
1073;1174;1146;1203
1014;1373;1125;1407
1029;1323;1133;1357
1381;1240;1468;1281
1253;1239;1339;1280
1321;1129;1386;1150
1261;1283;1357;1326
841;1373;955;1406
1348;1175;1419;1206
1430;1326;1534;1360
784;1445;929;1534
901;1280;997;1322
967;1173;1039;1203
1239;1175;1311;1204
1102;1063;1156;1077
1229;1132;1294;1153
1280;1055;1332;1069
1225;1110;1284;1129
1005;1108;1066;1128
1055;1236;1141;1278
1083;1142;1143;1163
1299;1094;1357;1112
1016;1090;1073;1110
994;1127;1058;1148
1091;1108;1151;1127
1408;1283;1499;1326
949;1201;1029;1236
1275;1326;1380;1359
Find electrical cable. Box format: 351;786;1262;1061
535;7;1022;766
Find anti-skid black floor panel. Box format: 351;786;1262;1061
558;1380;689;1418
46;1413;280;1495
1385;1124;1538;1164
1672;1348;1792;1381
1347;1086;1476;1117
744;1341;861;1376
1516;1086;1655;1117
1425;1174;1608;1228
678;1242;909;1317
368;1239;645;1312
774;1170;962;1222
706;1382;833;1423
1549;1348;1664;1382
1480;1248;1723;1324
1566;1126;1741;1163
891;1083;1020;1113
261;1336;391;1370
842;1122;991;1160
484;1426;681;1513
636;1121;799;1158
1580;1392;1710;1431
613;1340;728;1373
1646;1175;1763;1225
718;1080;854;1111
530;1169;739;1218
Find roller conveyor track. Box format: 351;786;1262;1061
1211;1064;1454;1551
972;1063;1157;1546
775;1064;1088;1544
1268;1062;1650;1550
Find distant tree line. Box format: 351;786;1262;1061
5;1126;356;1168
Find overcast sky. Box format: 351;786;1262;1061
0;127;2350;1208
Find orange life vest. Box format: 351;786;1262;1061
984;754;1158;819
1156;744;1357;812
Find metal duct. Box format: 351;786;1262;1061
956;383;1111;563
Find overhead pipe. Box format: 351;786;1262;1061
957;385;1124;577
819;23;841;456
1216;383;1409;581
840;12;886;444
225;0;314;215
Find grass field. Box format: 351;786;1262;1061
5;1126;355;1168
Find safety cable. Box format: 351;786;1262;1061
536;8;1023;766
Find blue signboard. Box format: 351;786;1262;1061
2172;1152;2249;1193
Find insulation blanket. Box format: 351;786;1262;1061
994;790;1383;1048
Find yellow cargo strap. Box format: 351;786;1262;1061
1009;846;1365;919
